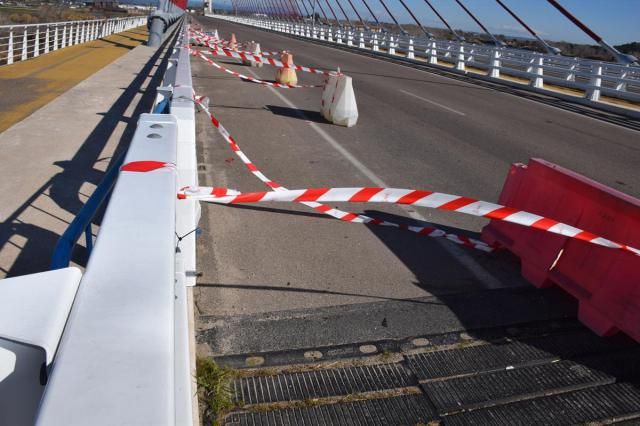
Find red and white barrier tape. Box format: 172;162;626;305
205;48;339;76
191;95;493;252
189;30;284;56
194;50;324;89
178;186;640;257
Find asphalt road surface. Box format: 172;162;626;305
191;16;640;357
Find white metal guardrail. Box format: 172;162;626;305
0;16;147;66
33;18;195;426
209;14;640;117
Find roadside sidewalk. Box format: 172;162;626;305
0;31;173;278
0;26;149;133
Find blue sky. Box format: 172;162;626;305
191;0;639;44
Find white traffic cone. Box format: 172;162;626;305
321;69;358;127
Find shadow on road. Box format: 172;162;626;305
266;104;328;123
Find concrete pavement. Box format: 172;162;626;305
192;16;639;357
192;17;640;425
0;30;175;278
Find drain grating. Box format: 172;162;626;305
232;363;417;405
423;359;613;413
444;383;640;426
406;330;629;381
224;394;438;426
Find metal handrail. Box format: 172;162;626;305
0;16;143;30
49;23;179;271
49;153;124;270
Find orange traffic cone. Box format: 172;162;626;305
276;51;298;85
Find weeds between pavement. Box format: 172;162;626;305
196;357;242;426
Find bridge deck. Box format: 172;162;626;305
192;17;640;425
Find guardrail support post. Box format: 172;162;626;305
490;48;500;78
565;60;577;81
529;56;544;88
428;40;437;64
389;35;395;55
337;28;343;44
586;64;602;101
21;28;28;61
373;33;379;52
615;69;628;92
358;31;364;48
45;26;50;53
456;44;465;70
34;27;40;57
7;29;13;64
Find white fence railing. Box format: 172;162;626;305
0;16;147;66
209;15;640;116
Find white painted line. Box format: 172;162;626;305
247;69;503;289
400;89;466;116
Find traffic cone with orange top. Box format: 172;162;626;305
275;51;298;85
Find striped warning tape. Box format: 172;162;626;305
213;45;281;57
189;30;281;56
205;48;339;76
178;186;640;257
194;50;324;89
191;95;493;252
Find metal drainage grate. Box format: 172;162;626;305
232;363;417;405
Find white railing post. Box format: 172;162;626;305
45;25;50;53
586;64;602;101
428;40;437;64
336;28;343;44
490;48;500;78
456;44;465;71
358;31;364;48
328;27;333;42
7;29;14;64
389;36;395;55
53;25;59;50
347;30;353;46
21;28;28;61
373;33;379;51
34;27;40;57
615;68;628;92
529;56;544;88
407;38;414;59
61;24;66;48
75;22;80;44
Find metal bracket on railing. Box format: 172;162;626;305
154;85;174;114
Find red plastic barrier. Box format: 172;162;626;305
482;158;640;341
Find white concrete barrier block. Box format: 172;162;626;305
321;74;358;127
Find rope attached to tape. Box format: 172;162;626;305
178;186;640;257
193;50;324;89
192;96;494;252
